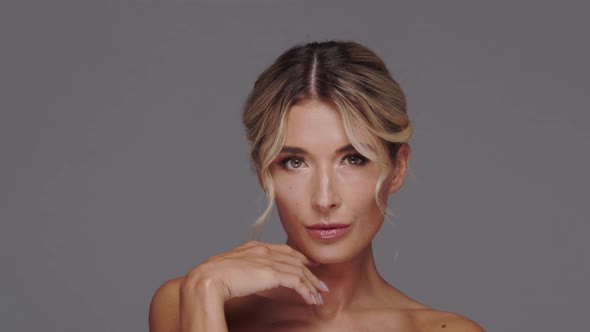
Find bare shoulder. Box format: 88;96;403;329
149;276;184;332
411;309;484;332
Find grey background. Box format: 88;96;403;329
1;1;588;331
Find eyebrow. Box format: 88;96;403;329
279;144;358;154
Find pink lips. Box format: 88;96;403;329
305;223;351;240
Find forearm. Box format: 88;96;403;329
180;279;228;332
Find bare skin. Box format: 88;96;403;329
149;100;483;332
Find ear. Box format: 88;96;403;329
388;143;410;194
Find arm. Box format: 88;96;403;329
179;277;229;332
149;277;229;332
149;241;324;331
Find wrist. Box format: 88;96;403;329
180;276;228;332
182;272;228;303
195;277;228;303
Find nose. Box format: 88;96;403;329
310;166;341;212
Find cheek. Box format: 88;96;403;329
274;178;306;217
272;167;384;217
339;170;381;211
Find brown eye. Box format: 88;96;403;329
348;156;361;165
344;154;368;166
289;158;303;169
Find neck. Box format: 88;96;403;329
286;239;392;320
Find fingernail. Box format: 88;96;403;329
320;281;329;292
318;293;324;304
311;294;318;305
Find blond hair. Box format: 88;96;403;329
242;41;413;238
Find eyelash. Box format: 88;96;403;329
277;153;369;170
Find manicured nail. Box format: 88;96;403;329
318;293;324;304
320;281;329;292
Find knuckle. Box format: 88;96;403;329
260;246;272;255
282;244;296;253
297;268;305;278
251;245;271;255
297;275;306;284
301;284;311;295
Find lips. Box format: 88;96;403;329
305;223;351;240
306;223;350;229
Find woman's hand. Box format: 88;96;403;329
181;240;329;306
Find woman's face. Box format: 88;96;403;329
268;99;409;264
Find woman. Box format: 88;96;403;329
149;41;483;332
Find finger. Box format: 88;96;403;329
208;240;263;260
237;242;318;266
239;244;326;293
272;269;321;305
236;240;263;250
261;252;327;293
263;243;319;266
267;261;321;302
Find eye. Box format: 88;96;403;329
343;154;368;166
288;158;304;169
278;156;306;170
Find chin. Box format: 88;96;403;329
311;254;351;265
300;240;362;265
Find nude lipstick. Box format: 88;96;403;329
305;223;351;240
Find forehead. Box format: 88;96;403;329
284;99;375;149
284;99;343;143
